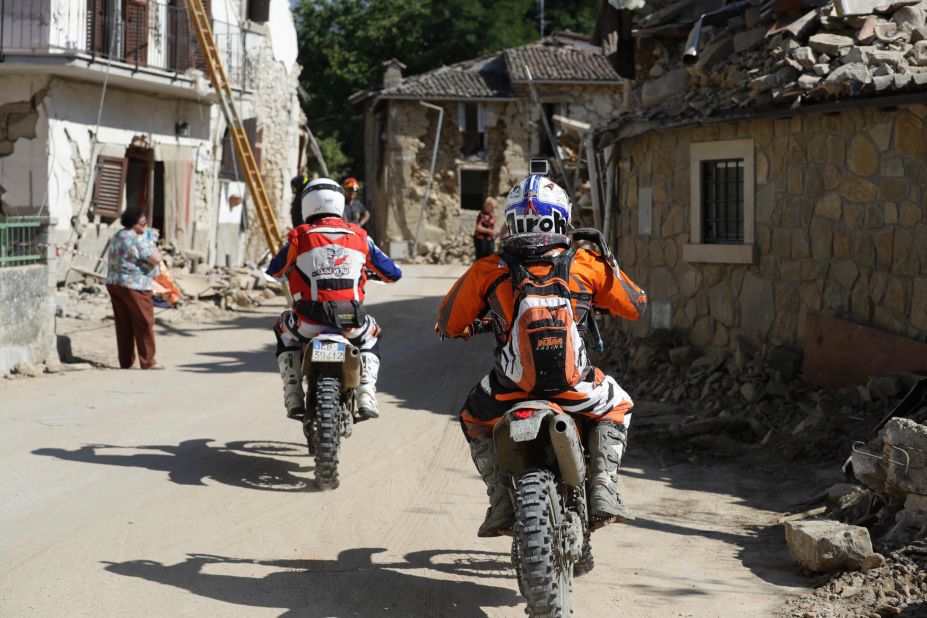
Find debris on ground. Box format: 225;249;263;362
782;540;927;617
409;231;476;265
785;520;885;573
597;329;922;462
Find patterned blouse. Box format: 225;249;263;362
105;228;159;291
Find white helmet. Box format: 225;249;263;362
300;178;345;223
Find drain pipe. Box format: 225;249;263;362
412;101;443;258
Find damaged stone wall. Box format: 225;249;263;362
377;84;622;245
615;104;927;349
241;40;302;261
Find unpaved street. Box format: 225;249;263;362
2;265;817;616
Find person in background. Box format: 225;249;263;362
105;207;163;370
342;177;370;229
473;197;498;260
289;174;310;229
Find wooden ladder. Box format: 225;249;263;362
187;0;282;255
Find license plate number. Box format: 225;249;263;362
310;340;346;362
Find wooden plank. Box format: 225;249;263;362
802;313;927;388
585;134;603;231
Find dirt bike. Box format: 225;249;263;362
468;318;596;617
469;228;616;616
299;333;361;490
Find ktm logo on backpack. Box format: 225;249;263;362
536;336;564;349
499;247;585;396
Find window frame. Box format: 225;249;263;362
682;139;756;264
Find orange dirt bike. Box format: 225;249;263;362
467;228;615;616
468;317;598;617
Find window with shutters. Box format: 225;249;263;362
458;103;485;158
167;0;210;72
124;0;148;66
91;156;129;220
219;118;261;180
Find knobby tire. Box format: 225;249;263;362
312;375;341;489
513;468;572;617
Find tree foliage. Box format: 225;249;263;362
294;0;596;177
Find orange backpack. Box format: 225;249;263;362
497;248;585;396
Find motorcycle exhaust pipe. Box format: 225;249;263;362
549;413;586;487
342;346;361;389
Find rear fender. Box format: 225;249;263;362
493;402;557;479
301;334;361;390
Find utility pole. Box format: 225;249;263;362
538;0;545;37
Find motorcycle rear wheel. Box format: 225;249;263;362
513;468;572;617
311;375;342;490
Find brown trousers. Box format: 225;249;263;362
106;284;157;368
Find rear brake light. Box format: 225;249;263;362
513;409;535;420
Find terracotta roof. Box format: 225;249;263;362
365;33;621;101
377;55;514;100
504;44;623;82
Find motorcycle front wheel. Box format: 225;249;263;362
310;374;342;489
513;468;572;617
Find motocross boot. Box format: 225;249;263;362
588;421;634;522
277;350;305;420
356;352;380;420
469;436;515;537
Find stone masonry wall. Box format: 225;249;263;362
614;103;927;349
379;83;623;245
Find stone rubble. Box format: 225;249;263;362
785;520;885;573
619;0;927;126
598;330;921;462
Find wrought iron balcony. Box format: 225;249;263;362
0;0;246;89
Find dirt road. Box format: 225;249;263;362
1;265;818;616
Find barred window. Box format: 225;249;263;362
683;139;755;265
701;159;744;244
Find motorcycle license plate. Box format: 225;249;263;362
509;414;545;443
310;340;346;362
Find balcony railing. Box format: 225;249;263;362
0;0;246;88
0;216;49;268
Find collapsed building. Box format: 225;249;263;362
350;32;625;253
593;0;927;383
0;0;304;373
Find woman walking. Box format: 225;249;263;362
105;207;163;369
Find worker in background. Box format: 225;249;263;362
342;177;370;229
289;174;310;229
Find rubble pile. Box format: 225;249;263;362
600;330;925;461
411;231;477;265
61;256;282;320
782;541;927;616
626;0;927;124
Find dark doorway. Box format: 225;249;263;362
124;147;154;224
152;162;166;237
459;169;489;211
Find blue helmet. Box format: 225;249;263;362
504;175;572;237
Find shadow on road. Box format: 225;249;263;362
619;442;820;594
103;548;519;617
32;439;315;492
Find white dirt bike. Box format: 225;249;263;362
300;333;360;489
